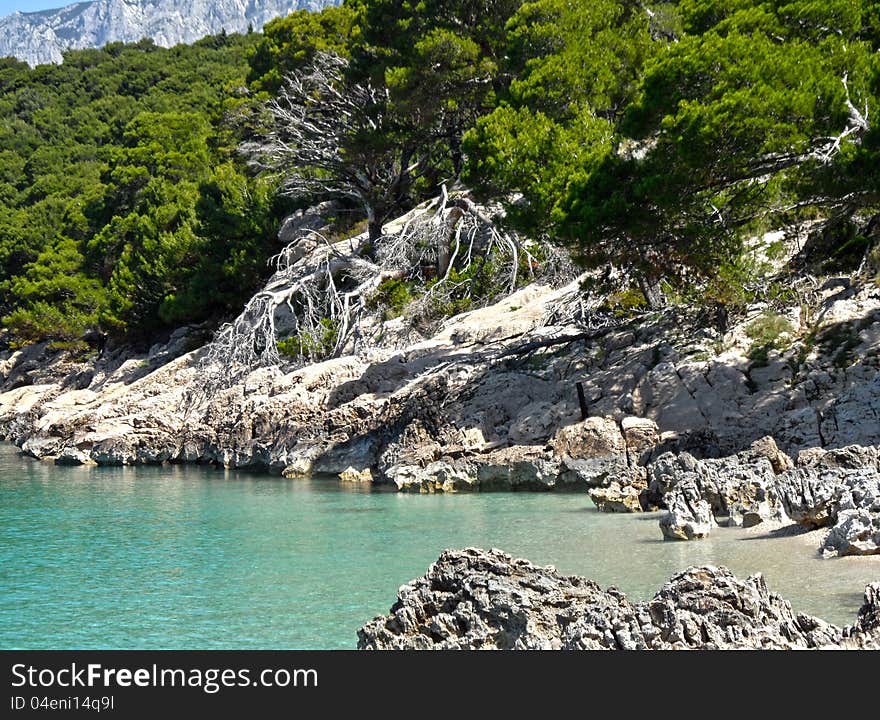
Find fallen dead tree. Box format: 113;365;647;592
192;189;576;400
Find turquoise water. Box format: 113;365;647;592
1;443;878;649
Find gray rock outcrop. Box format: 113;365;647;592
776;463;880;556
1;206;878;499
659;480;714;540
357;548;880;650
647;438;789;535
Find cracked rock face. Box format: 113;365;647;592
659;480;715;540
776;463;880;555
357;548;879;650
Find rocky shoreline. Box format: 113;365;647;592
1;219;879;563
357;547;880;650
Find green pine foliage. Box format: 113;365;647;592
247;5;356;94
0;32;284;345
464;0;880;299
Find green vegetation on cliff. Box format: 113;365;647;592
1;0;879;352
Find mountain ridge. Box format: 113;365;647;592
0;0;340;66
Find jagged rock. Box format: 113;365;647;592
659;480;714;540
89;436;139;466
777;467;854;528
797;444;880;472
589;475;647;513
825;509;880;556
646;451;700;501
357;548;874;650
639;566;844;650
646;447;785;528
777;465;880;555
847;583;880;644
744;435;793;474
313;436;379;476
725;480;781;528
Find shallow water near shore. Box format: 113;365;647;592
1;444;877;649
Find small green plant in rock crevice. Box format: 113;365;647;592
597;287;648;319
745;311;795;368
369;277;415;320
277;318;339;361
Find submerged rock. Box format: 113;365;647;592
338;466;374;483
357;548;878;650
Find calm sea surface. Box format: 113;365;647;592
1;443;877;649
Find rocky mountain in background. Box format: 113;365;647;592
0;0;340;66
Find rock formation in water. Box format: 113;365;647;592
356;547;880;650
0;0;340;67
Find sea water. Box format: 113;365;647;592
1;444;877;649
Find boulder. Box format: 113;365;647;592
551;416;626;460
386;461;476;493
659;480;714;540
338;466;374;483
551;417;628;486
589;479;646;513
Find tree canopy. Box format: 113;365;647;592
2;0;878;352
464;0;880;302
0;32;283;346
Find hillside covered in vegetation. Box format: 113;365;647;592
1;0;878;357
